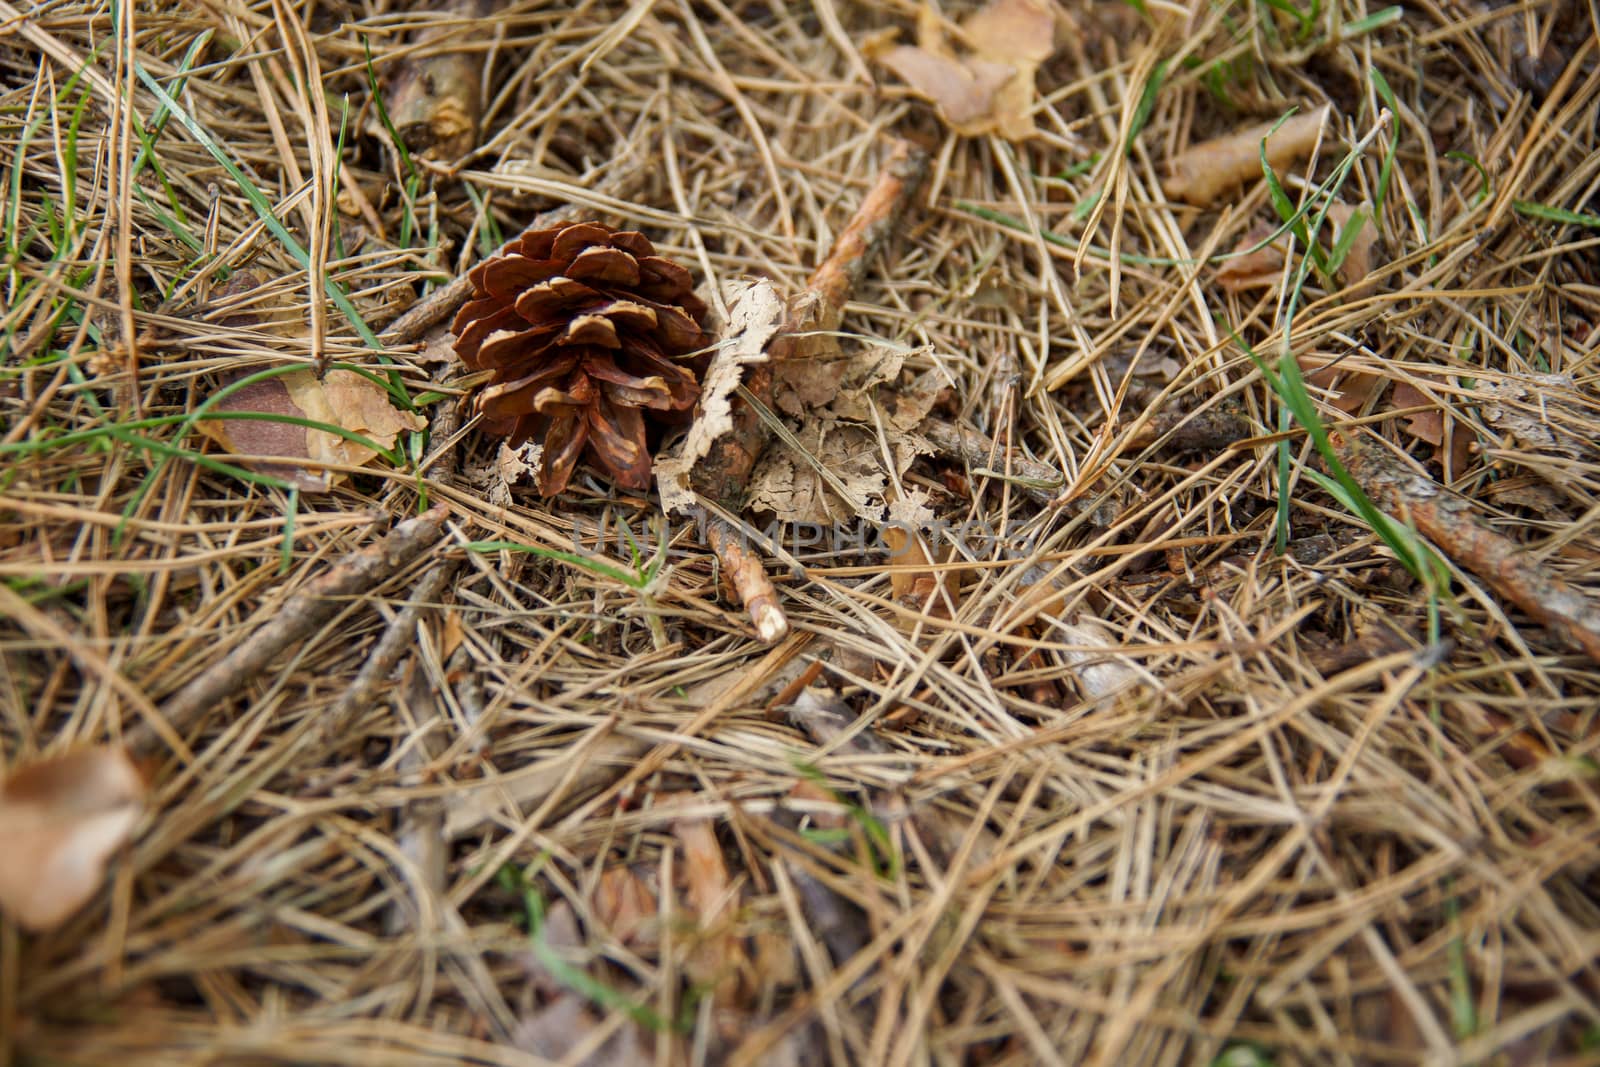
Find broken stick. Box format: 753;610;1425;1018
137;505;450;754
692;139;930;641
1337;435;1600;663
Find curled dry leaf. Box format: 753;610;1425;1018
488;440;542;508
0;746;145;931
749;344;938;525
1163;106;1329;207
1391;381;1474;474
655;278;786;516
1049;616;1140;700
197;370;426;492
1216;223;1288;293
866;0;1056;140
592;865;658;948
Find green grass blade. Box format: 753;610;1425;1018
133;64;384;349
1513;200;1600;228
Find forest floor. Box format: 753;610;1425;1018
3;0;1600;1064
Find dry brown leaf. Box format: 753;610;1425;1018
1163;106;1329;206
592;865;658;948
1390;381;1473;473
672;816;747;1004
1327;202;1380;291
197;370;426;492
747;419;890;523
867;0;1056;140
0;747;145;931
752;345;937;524
1216;223;1288;292
655;279;785;515
1301;356;1381;416
488;440;541;508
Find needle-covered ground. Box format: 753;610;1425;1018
2;0;1598;1064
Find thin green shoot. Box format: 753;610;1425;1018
495;865;689;1033
1126;59;1169;154
1275;405;1291;555
133;65;384;350
130;29;211;176
1513;200;1600;229
280;488;299;574
1370;69;1400;232
363;38;422;250
331;95;350;264
1257;0;1314;40
463;183;504;257
464;538;665;591
1258;109;1333;284
1322;207;1369;278
960;141;1370;267
1052;154;1101;181
1443;890;1477;1038
1340;4;1403;37
792;761;899;880
1444;151;1490;206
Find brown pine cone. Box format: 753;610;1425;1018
451;221;709;495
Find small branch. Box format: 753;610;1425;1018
692;139;928;512
323;562;455;744
383;0;495;163
1338;435;1600;662
141;505;449;753
707;515;787;643
920;417;1063;506
692;139;929;640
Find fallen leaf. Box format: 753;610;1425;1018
489;440;542;508
197;369;426;492
672;815;747;1004
867;0;1057;140
746;418;891;524
1301;356;1381;416
1391;381;1473;473
593;865;658;948
1216;223;1288;292
0;747;145;931
1327;202;1380;291
1163;106;1330;207
655;279;785;515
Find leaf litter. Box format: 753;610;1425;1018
7;0;1600;1064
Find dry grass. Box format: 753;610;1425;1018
3;0;1600;1064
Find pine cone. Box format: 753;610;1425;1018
452;221;709;495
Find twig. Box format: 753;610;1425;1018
383;0;495;162
692;139;929;639
141;505;449;753
920;417;1063;506
323;562;455;744
706;516;787;643
1337;435;1600;662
